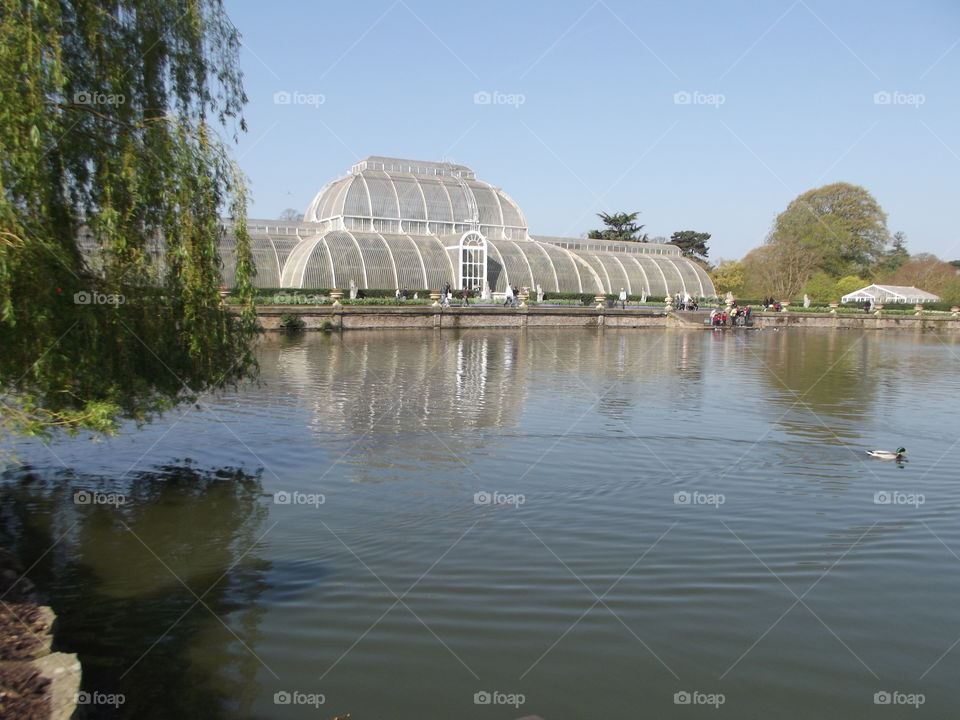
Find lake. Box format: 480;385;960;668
2;327;959;718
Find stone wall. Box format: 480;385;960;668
0;549;80;720
253;305;960;333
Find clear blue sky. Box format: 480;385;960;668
225;0;960;262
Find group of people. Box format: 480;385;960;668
503;284;522;307
761;297;783;312
439;282;472;307
674;292;699;311
709;304;752;326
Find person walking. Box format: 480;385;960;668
461;286;470;306
618;288;627;309
504;284;514;307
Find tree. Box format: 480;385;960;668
802;273;866;302
669;230;710;262
1;1;257;436
768;182;890;276
279;208;301;221
588;212;648;242
709;260;745;297
883;256;960;303
881;231;910;272
743;237;824;300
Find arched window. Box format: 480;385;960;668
459;231;486;290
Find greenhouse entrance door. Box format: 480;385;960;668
459;231;487;291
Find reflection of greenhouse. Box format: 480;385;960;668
221;157;716;297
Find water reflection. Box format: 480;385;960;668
260;329;710;437
0;463;268;720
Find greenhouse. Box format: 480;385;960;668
220;156;716;298
840;284;941;304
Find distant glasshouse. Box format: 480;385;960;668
219;157;716;297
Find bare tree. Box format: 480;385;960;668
744;237;824;299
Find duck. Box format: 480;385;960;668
866;447;906;461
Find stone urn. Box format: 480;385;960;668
914;303;925;316
951;305;960;317
329;288;343;307
829;301;839;315
595;294;607;309
664;295;674;311
519;289;530;308
874;303;884;316
429;290;442;307
780;300;790;313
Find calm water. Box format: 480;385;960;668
3;327;960;719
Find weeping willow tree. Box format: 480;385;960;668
0;0;258;436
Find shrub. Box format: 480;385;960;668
279;313;305;330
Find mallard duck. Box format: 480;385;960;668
866;447;906;460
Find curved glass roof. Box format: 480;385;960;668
304;157;527;241
230;157;717;297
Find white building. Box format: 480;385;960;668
841;284;941;304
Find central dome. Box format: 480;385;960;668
303;156;528;241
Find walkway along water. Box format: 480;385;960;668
252;305;960;333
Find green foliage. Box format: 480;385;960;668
0;0;257;436
279;313;305;330
802;273;865;302
769;182;890;277
709;260;745;297
835;275;867;297
875;231;910;275
669;230;711;261
588;212;648;242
